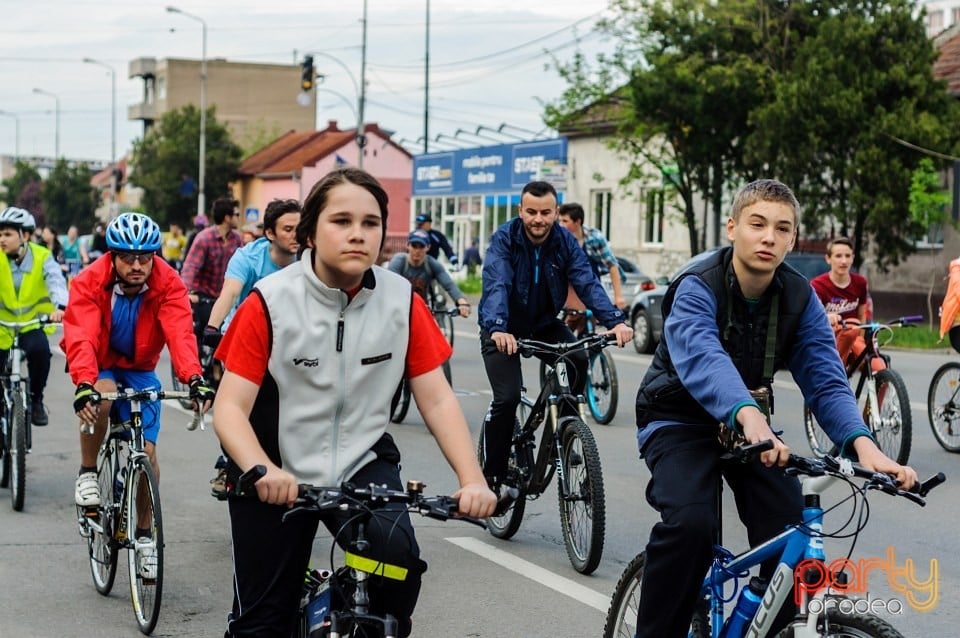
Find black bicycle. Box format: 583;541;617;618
76;387;201;635
0;316;59;511
235;466;483;638
390;306;460;424
478;333;612;574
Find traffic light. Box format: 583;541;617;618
301;55;315;92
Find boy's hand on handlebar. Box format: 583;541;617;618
452;481;498;518
852;438;918;491
254;464;299;507
603;322;633;348
491;331;517;355
456;299;471;318
740;409;790;467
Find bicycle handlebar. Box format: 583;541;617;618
235;465;486;528
517;332;617;358
96;389;204;432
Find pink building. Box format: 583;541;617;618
231;120;412;258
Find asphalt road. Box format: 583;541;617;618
0;330;956;637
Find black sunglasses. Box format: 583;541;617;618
115;251;153;265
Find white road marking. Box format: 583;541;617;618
445;536;610;612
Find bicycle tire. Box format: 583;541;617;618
871;369;912;465
442;359;452;386
603;552;709;638
127;457;164;635
10;390;26;511
89;440;119;594
390;380;411;424
927;362;960;453
0;400;9;489
804;403;836;458
436;310;454;347
587;350;618;425
477;414;526;540
774;610;904;637
169;360;193;410
557;416;605;574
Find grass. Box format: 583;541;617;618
459;274;482;294
885;324;951;350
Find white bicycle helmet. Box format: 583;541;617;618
22;212;36;232
106;213;162;252
0;206;32;229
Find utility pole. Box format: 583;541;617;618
358;0;368;168
424;0;430;154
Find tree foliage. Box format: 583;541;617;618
1;160;41;210
130;105;243;228
546;0;960;269
41;159;97;231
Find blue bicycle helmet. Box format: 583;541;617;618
106;213;162;252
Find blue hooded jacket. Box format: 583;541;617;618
478;217;626;335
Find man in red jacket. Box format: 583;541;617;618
62;214;213;528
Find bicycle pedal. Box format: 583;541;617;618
82;506;99;519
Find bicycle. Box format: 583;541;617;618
234;465;484;638
76;387;201;635
603;441;945;638
0;316;59;511
389;306;461;424
926;324;960;453
805;317;918;465
477;333;613;574
170;336;220;410
539;307;619;424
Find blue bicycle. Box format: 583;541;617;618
603;443;944;638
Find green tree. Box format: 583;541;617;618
546;0;960;268
1;160;42;209
41;158;97;230
130;105;243;228
748;0;960;270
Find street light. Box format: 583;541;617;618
82;58;116;168
167;5;207;219
0;110;20;162
306;51;363;167
32;88;60;158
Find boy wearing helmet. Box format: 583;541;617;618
62;213;214;543
0;206;68;426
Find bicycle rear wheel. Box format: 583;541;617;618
127;457;164;635
927;362;960;453
89;441;119;594
9;390;26;511
557;416;605;574
603;552;709;638
774;611;904;637
477;409;527;540
872;369;911;465
0;400;10;489
586;350;618;425
390;380;411;424
804;404;836;458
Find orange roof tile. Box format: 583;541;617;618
934;23;960;96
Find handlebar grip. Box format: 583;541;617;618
187;411;203;431
734;439;775;462
235;464;266;497
915;472;946;498
900;315;923;324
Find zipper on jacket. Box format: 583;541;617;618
533;247;541;284
336;309;345;352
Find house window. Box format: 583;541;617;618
929;10;945;33
157;77;166;100
644;189;665;244
590;190;612;235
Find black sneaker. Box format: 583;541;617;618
31;399;48;426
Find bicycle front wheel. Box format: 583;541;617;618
557;416;605;574
872;369;912;465
89;441;119;594
10;390;26;511
603;552;709;638
477;414;526;540
0;398;10;488
927;362;960;453
436;310;454;347
804;403;836;458
586;350;618;425
774;611;904;637
127;457;164;635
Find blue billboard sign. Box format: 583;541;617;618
413;138;566;196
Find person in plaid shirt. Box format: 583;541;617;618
558;202;626;309
180;197;243;338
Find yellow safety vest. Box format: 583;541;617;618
0;243;56;349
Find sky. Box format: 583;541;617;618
0;0;616;163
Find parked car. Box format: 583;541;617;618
601;256;656;305
628;250;833;354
